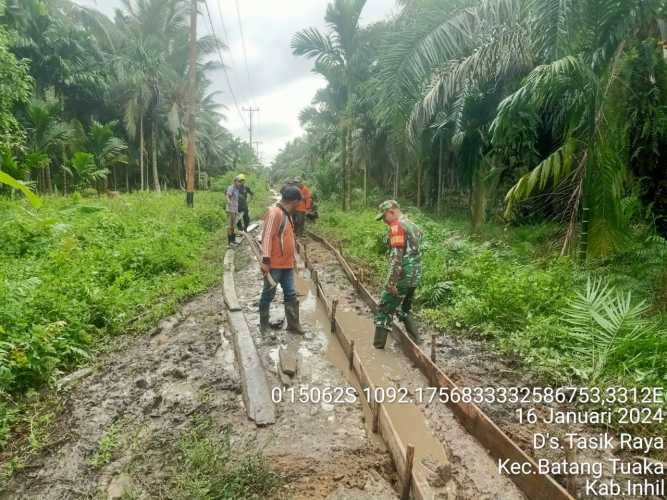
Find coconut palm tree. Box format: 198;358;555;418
23;91;72;193
292;0;368;210
115;0;188;192
492;0;665;256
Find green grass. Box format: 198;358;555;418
314;203;667;389
0;190;246;450
89;424;119;468
169;418;282;499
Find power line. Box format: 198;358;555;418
203;0;247;129
234;0;256;106
216;0;237;68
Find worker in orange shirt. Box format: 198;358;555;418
259;185;305;335
293;177;312;237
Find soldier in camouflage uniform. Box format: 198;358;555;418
373;200;423;349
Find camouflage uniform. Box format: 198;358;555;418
373;211;423;348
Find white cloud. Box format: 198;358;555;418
72;0;398;163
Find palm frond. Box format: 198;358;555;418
504;136;579;216
291;28;344;72
564;278;654;381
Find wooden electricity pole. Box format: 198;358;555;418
185;0;198;207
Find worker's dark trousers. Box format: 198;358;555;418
293;211;306;236
237;207;250;231
259;268;297;308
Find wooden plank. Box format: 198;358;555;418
223;250;241;311
222;247;275;426
227;310;276;426
278;347;298;377
312;264;436;500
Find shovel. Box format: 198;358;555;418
241;231;278;290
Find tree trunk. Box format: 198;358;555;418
345;126;353;209
126;166;130;193
363;151;367;208
341;128;348;210
470;168;487;233
140;114;145;191
45;166;52;193
437;137;443;215
416;157;422;208
151;120;161;192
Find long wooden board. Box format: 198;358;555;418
306;230;574;500
223;250;241;311
223;249;275;426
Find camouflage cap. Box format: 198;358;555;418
375;199;400;220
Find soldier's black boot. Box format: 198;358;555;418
373;326;389;349
403;316;421;343
285;299;305;334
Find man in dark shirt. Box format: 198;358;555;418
236;174;254;232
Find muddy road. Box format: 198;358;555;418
1;237;396;499
3;213;658;500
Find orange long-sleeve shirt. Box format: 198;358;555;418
261;205;296;269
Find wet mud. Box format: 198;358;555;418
232;245;398;499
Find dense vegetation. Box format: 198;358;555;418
316;204;667;390
0;192;225;444
0;0;260;197
274;0;667;260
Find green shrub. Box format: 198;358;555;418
0;192;225;397
315;202;667;387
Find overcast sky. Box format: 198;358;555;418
74;0;398;164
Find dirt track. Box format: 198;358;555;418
309;233;665;500
1;236;397;499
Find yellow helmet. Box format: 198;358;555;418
237;173;246;181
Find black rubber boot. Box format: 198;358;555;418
403;316;421;343
259;304;271;335
285;299;305;334
373;326;388;349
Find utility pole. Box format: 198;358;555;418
252;141;262;160
243;106;259;148
185;0;198;207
